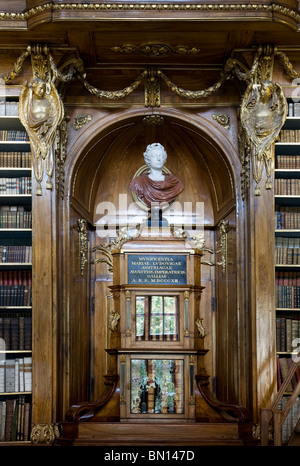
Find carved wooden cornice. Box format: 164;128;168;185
0;2;299;30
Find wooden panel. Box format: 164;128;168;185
68;207;91;406
215;210;239;404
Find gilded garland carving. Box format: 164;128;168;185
112;43;200;57
77;70;147;100
158;69;232;101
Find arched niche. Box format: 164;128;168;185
68;109;238;230
65;107;244;406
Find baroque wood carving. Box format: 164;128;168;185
239;46;288;196
1;43;299;199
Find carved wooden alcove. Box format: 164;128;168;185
58;108;255;445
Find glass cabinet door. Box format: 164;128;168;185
130;358;184;415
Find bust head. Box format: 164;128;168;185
143;143;167;171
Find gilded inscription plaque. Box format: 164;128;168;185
127;254;187;285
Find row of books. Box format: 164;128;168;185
0;101;19;117
0;357;32;394
275;272;300;309
279;130;300;143
0;245;32;264
0;152;31;168
278;394;300;445
0;206;32;229
288;102;300;117
275;237;300;265
276;316;300;352
0;270;32;307
0;315;32;351
275;206;300;230
0;396;31;442
0;131;28;142
276;155;300;170
275;178;300;196
0;177;31;195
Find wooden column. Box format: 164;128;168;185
249;170;277;422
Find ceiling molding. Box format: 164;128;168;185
0;2;299;30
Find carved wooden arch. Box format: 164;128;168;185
66;107;240;226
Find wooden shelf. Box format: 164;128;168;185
0;116;25;131
0;168;31;176
0;392;31;396
275;229;300;237
276;308;300;312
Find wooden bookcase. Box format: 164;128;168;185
274;97;300;443
0;90;32;443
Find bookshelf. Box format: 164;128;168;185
0;93;32;443
274;98;300;443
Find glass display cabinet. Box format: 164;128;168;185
106;230;207;422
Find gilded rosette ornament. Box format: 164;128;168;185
240;80;287;195
19;78;64;195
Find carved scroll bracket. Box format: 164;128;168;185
93;226;141;273
171;227;214;266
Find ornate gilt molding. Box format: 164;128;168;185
171;227;214;266
112;43;200;57
1;3;300;25
158;68;232;100
143;114;165;126
74;114;92;130
1;42;300;199
55;114;70;198
195;317;207;338
30;423;60;445
212;113;230;129
216;219;229;275
75;219;88;275
108;309;120;332
145;67;160;107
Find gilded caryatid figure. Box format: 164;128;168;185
240;80;287;195
19;77;64;195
